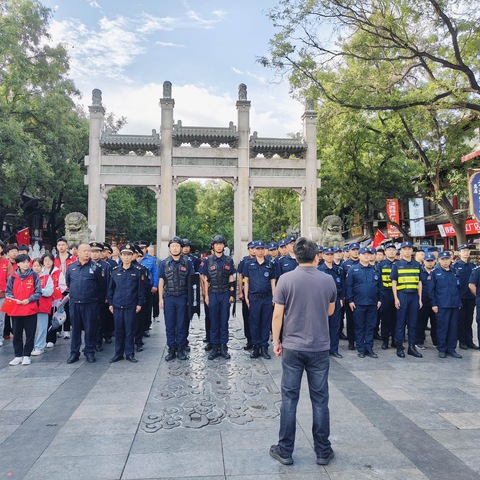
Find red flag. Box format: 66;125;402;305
372;229;387;248
15;228;30;246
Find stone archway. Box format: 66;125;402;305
85;82;319;263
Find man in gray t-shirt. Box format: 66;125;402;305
269;237;336;467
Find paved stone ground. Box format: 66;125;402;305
1;305;480;480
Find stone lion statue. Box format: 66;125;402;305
319;215;345;248
65;212;92;244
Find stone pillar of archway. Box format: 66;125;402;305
159;81;175;259
301;101;320;241
87;89;106;241
235;84;252;264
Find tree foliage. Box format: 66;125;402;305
0;0;89;244
262;0;480;242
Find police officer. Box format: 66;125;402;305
391;241;423;358
277;239;288;259
243;241;276;360
65;243;105;363
132;245;150;352
182;239;200;272
265;242;279;264
275;237;298;278
415;253;437;349
89;242;111;352
346;247;381;358
138;240;159;337
237;241;256;350
453;244;478;350
107;244;145;363
318;247;344;358
159;236;194;361
378;243;397;350
199;235;236;360
342;243;360;350
430;251;462;358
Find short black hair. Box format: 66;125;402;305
15;253;30;264
57;237;68;244
6;244;19;253
293;237;318;263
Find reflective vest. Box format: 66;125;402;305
380;259;395;289
396;261;420;293
164;257;189;296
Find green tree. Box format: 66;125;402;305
0;0;89;243
262;0;480;242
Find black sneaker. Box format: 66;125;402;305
316;450;334;465
269;444;293;465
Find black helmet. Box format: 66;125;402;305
168;236;183;247
182;238;191;247
211;234;227;246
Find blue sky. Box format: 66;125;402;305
42;0;304;137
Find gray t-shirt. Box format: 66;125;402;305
273;266;337;352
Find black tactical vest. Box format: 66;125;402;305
164;257;189;296
207;255;233;293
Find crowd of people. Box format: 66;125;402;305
1;233;479;366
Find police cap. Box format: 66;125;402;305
120;244;135;254
317;244;324;253
400;241;413;249
332;246;341;253
134;244;143;255
247;241;255;249
268;242;279;251
349;243;360;250
168;236;183;247
425;254;436;261
384;243;396;250
254;240;266;249
323;247;334;255
358;247;369;255
103;242;113;254
137;240;149;248
278;239;287;247
89;242;103;251
438;251;451;259
286;236;296;244
458;244;470;250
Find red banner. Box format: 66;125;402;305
372;229;387;248
15;228;30;246
438;219;480;238
386;199;401;238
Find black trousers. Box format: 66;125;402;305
458;298;475;345
12;314;37;357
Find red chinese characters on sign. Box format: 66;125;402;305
386;199;401;238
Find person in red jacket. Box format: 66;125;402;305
0;241;9;347
1;254;42;365
31;258;54;355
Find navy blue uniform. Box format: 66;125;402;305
430;266;461;354
275;255;298;278
342;258;359;345
237;255;255;346
95;259;111;349
66;259;104;357
199;254;236;346
133;260;150;348
453;259;476;347
243;258;276;348
108;264;145;358
416;265;437;346
318;262;344;355
468;267;480;347
346;263;381;354
159;256;194;349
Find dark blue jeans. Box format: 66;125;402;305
278;348;332;456
164;294;188;348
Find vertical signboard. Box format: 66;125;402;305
386;199;401;238
409;198;425;237
468;170;480;222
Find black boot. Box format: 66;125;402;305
250;345;260;359
219;344;231;359
381;339;389;350
208;345;220;360
396;343;405;358
177;347;187;361
204;342;213;351
165;347;176;362
260;346;271;359
408;343;423;358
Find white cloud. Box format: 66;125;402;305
155;41;184;48
50;17;145;82
185;9;225;29
86;0;102;9
77;81;303;138
137;13;176;33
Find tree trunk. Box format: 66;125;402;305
438;195;467;245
